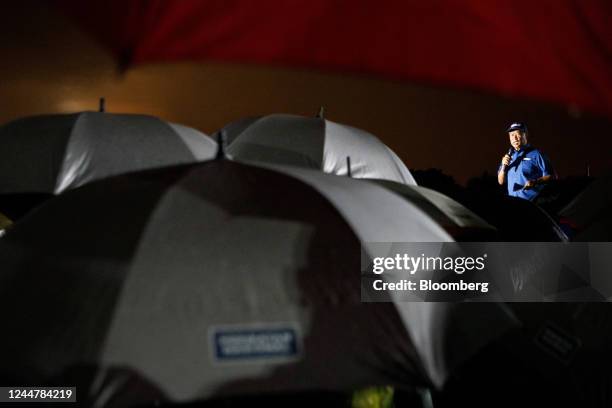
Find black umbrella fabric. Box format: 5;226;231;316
465;196;568;242
0;160;456;406
219;113;417;185
559;173;612;241
0;111;216;195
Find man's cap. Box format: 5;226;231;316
506;122;527;133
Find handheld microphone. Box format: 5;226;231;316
502;148;513;168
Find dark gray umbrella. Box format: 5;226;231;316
0;160;451;406
218;113;417;185
463;195;569;242
0;160;517;406
559;173;612;241
367;179;497;241
0;111;216;195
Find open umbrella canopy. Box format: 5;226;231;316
220;114;416;185
0;111;217;195
0;159;518;405
367;179;497;241
559;173;612;241
56;0;612;117
0;159;455;405
464;195;569;242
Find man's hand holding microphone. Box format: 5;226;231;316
501;150;512;167
497;149;512;185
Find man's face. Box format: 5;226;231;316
508;130;526;151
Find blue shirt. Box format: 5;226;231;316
498;145;553;201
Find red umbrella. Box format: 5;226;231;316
56;0;612;117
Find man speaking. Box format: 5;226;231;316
497;122;554;201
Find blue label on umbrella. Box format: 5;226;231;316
212;325;300;362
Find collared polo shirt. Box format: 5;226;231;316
499;145;552;201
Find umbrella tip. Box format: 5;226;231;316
99;97;105;113
316;106;325;119
216;132;226;160
346;156;352;177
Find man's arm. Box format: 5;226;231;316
497;167;506;185
524;174;552;190
498;154;511;185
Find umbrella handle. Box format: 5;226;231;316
216;132;226;160
346;156;352;177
